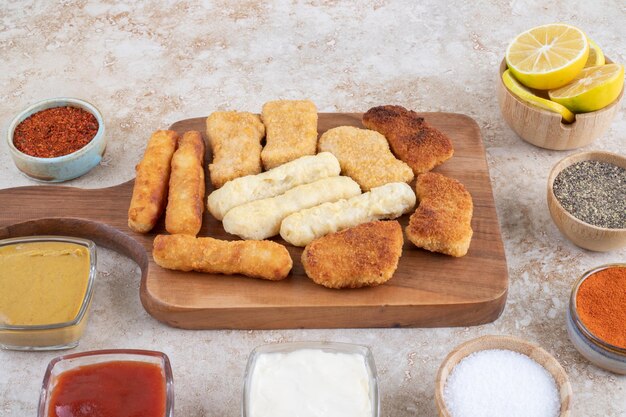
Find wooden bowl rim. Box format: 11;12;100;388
435;335;572;417
547;150;626;233
498;58;624;128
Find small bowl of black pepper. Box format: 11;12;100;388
547;150;626;252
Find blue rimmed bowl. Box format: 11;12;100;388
6;97;106;182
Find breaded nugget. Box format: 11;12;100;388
302;221;403;289
165;131;205;236
261;100;318;169
153;234;292;281
318;126;414;191
223;176;361;240
128;130;178;233
362;105;454;174
406;172;473;257
280;182;415;247
207;152;340;220
206;111;264;188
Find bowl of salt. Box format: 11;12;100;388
435;335;572;417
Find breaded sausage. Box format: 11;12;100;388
128;130;178;233
165;131;205;236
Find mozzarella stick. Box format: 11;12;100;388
261;100;318;169
280;182;416;247
165;131;206;236
207;152;340;220
128;130;178;233
222;176;361;240
206;111;264;188
152;234;292;281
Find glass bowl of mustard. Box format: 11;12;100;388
0;235;97;350
6;97;106;182
567;263;626;374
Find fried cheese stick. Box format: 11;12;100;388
318;126;414;191
260;100;318;169
207;152;340;221
406;172;473;257
222;176;361;240
152;234;292;281
206;111;264;188
280;182;416;247
165;131;206;236
128;130;178;233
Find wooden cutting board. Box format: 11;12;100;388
0;113;508;329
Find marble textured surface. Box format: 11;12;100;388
1;1;625;416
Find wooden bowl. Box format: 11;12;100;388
497;59;623;150
547;151;626;252
435;335;572;417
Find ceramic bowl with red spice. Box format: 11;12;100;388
567;263;626;374
7;97;106;182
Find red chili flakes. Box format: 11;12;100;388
13;106;99;158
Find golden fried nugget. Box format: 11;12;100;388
128;130;178;233
406;172;473;257
261;100;318;169
318;126;414;191
206;111;265;188
362;105;454;175
302;221;403;289
153;234;292;281
165;131;205;236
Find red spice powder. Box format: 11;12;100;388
576;266;626;349
13;106;99;158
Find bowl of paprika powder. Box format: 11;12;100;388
7;97;106;182
567;263;626;374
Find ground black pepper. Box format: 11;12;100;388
553;160;626;229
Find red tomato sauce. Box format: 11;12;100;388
48;361;166;417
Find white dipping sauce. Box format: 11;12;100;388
249;349;372;417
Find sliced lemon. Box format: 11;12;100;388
506;23;589;90
502;70;575;123
584;39;605;67
549;63;624;112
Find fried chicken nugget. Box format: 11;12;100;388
302;221;403;289
362;105;454;175
128;130;178;233
261;100;318;169
206;111;265;188
406;172;473;257
165;131;205;236
153;234;292;281
318;126;414;191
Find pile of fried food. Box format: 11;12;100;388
127;101;474;289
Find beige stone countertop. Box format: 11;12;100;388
1;1;625;416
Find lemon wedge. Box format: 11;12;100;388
506;23;589;90
549;63;624;112
584;39;605;67
502;70;575;123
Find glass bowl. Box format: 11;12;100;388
0;235;97;350
567;263;626;374
6;97;106;182
242;341;379;417
37;349;174;417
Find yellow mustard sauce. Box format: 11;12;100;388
0;241;90;326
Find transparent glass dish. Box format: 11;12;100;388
38;349;174;417
242;341;379;417
0;235;97;350
567;263;626;374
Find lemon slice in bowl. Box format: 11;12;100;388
584;39;605;67
506;23;589;90
502;70;575;123
549;63;624;113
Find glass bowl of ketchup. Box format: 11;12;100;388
37;349;174;417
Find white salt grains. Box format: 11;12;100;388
444;349;560;417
